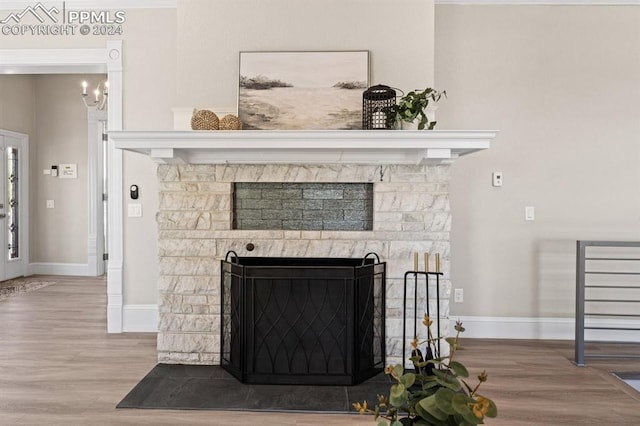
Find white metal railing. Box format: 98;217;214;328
575;240;640;366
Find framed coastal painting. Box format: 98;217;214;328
238;51;369;130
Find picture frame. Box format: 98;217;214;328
238;51;370;130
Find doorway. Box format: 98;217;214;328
0;43;125;332
0;130;28;281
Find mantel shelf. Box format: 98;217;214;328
109;130;497;165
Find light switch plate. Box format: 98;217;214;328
525;206;535;221
46;200;54;209
128;203;142;218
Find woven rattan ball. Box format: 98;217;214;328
191;109;219;130
219;114;243;130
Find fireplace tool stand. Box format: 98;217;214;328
402;270;444;367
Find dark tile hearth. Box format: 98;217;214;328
117;364;391;413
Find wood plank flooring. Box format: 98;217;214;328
0;276;639;425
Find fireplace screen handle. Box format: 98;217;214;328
362;252;381;265
225;250;239;264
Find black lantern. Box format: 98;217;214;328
362;85;396;130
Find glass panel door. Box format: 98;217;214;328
0;130;28;282
7;147;19;260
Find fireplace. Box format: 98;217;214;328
220;253;386;385
110;129;496;367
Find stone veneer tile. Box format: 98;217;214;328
234;209;262;220
158;239;218;257
156;212;215;230
239;199;283;210
160;182;232;192
303;189;344;200
159;257;216;276
375;222;403;232
402;222;426;232
159;276;215;294
282;199;324;210
158;314;217;332
322;221;364;231
157;332;219;353
282;220;324;230
160;193;230;211
158;352;200;364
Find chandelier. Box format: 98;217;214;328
81;80;109;110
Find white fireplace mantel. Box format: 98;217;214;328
110;130;497;165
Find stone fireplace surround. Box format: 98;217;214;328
111;130;496;366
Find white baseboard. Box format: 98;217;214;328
122;304;158;332
456;316;640;342
28;262;89;276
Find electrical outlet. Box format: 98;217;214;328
454;288;464;303
46;200;54;209
492;172;503;187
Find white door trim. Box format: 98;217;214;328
0;42;125;333
87;107;107;277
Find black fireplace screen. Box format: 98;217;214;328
220;253;386;385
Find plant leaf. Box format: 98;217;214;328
434;388;457;415
448;361;469;378
417;394;448;421
415;403;444;425
421;380;441;390
453;413;475;426
392;364;404;379
389;383;407;407
445;337;464;350
451;393;483;424
400;372;415;388
484;396;498;418
433;369;462;391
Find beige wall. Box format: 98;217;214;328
120;9;177;305
32;74;104;264
176;0;435;108
0;75;36;136
436;5;640;319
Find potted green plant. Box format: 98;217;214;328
386;88;446;130
353;317;497;426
